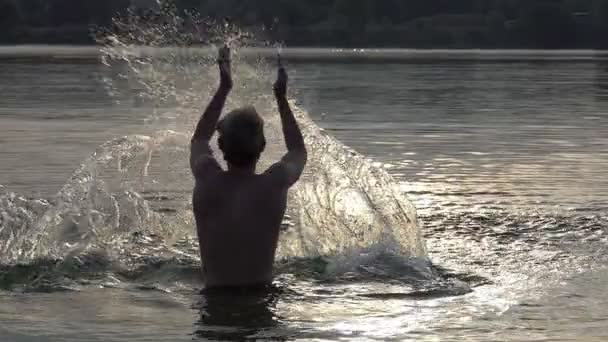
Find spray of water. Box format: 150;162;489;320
0;4;426;290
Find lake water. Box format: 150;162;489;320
1;47;608;341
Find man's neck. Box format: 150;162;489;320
227;163;257;175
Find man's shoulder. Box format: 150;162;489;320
261;159;305;189
260;163;292;187
192;155;223;180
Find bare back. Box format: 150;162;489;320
192;162;291;287
189;48;306;288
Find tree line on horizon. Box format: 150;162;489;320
1;0;608;48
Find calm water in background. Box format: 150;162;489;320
3;49;608;207
1;48;608;341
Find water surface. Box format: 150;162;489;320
1;47;607;341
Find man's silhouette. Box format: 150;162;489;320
190;46;307;289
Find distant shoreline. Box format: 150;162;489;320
1;45;607;64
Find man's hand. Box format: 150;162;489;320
273;64;287;99
218;46;233;90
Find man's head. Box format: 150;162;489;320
217;106;266;168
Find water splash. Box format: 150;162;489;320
0;4;425;291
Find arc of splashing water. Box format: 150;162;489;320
1;8;428;264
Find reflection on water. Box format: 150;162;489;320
194;287;287;341
291;57;608;211
194;287;283;341
1;50;608;209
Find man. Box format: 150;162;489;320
190;46;307;290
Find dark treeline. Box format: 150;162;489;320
1;0;608;48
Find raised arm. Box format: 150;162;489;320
269;64;308;186
190;46;232;174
